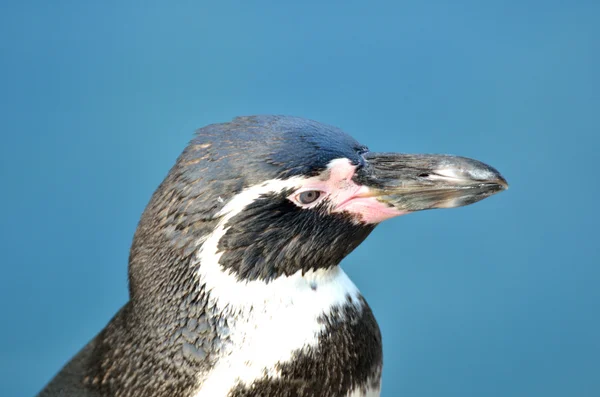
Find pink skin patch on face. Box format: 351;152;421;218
288;158;408;224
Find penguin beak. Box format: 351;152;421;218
355;152;508;212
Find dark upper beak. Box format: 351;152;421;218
354;152;508;211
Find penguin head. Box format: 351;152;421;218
128;115;507;299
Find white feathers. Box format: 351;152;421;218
348;385;382;397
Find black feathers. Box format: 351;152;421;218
191;115;367;181
218;193;375;281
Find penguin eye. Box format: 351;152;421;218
297;190;322;205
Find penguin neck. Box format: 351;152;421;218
193;215;359;314
201;264;358;315
189;263;365;396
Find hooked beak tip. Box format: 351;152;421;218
357;153;508;212
496;175;509;190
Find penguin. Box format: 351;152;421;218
38;115;507;397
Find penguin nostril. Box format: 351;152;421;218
418;173;430;178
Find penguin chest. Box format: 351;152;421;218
194;267;382;397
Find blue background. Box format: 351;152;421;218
1;1;598;396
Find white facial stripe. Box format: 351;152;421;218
217;176;304;218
